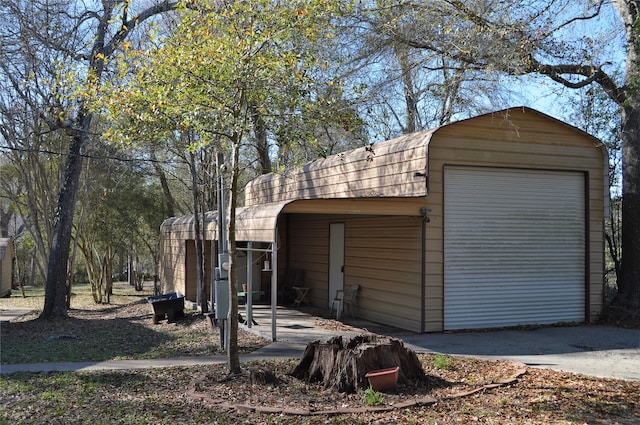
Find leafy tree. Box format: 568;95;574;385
71;143;163;303
372;0;640;310
0;0;181;319
0;19;67;286
273;86;368;168
99;0;355;373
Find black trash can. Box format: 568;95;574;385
147;292;185;324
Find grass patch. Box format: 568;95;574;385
0;284;47;311
0;368;230;424
0;282;148;311
1;282;268;364
431;353;452;370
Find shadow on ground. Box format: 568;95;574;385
1;314;174;364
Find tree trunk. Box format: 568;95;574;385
28;248;36;287
611;0;640;310
394;44;418;134
40;130;86;319
188;150;207;313
227;137;241;375
249;102;272;174
151;150;176;217
9;0;180;319
615;101;640;309
290;334;426;393
104;252;112;304
0;207;10;238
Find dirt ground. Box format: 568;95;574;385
2;291;639;424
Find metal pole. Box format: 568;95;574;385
217;152;228;256
271;239;278;341
246;241;253;328
214;152;230;350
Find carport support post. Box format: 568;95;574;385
246;242;253;328
271;240;277;341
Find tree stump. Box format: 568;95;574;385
290;334;426;393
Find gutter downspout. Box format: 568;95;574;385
420;138;431;333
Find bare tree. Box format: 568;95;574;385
335;3;512;140
0;91;61;285
375;0;639;310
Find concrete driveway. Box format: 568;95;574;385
249;307;640;381
396;325;640;381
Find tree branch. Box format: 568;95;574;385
548;0;606;34
444;0;491;28
103;1;181;58
402;33;627;109
611;0;637;29
530;59;627;107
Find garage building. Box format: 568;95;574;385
159;107;607;332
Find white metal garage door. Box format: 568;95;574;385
444;166;586;330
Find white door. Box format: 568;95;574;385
444;166;586;330
328;223;345;309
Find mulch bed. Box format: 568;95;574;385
189;356;528;415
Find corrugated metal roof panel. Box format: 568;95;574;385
162;201;292;243
244;130;433;205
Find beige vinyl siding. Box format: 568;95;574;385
346;215;423;332
286;214;329;306
424;223;443;331
283;198;427;216
159;219;191;295
287;213;424;332
0;239;13;297
424;110;606;330
158;214;217;299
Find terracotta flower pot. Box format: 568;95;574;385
365;366;399;392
